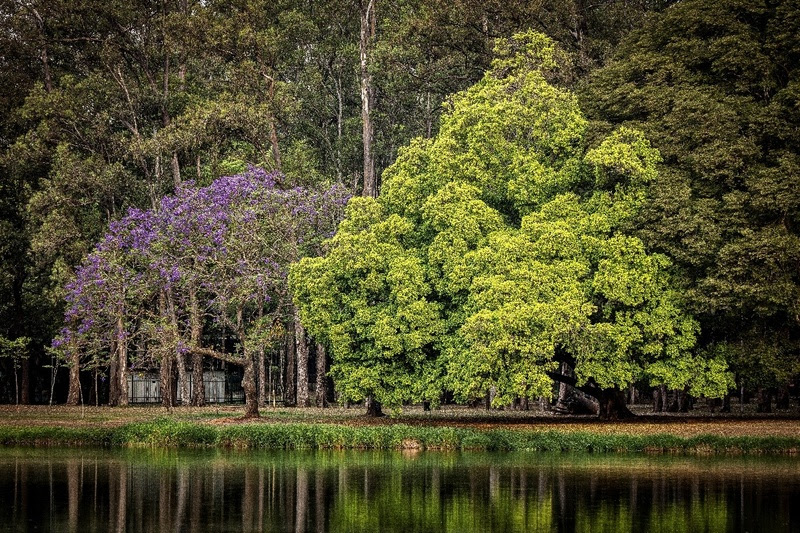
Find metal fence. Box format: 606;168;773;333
127;370;244;404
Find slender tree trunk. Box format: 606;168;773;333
189;287;204;406
756;387;772;413
359;0;377;197
268;77;282;170
315;342;327;408
158;290;173;408
776;385;791;409
556;362;573;411
160;351;173;409
335;75;344;181
19;359;30;404
294;309;310;407
117;317;129;406
258;307;266;407
109;351;119;407
720;393;731;413
168;291;189;405
285;328;296;406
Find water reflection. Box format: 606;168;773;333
0;448;798;532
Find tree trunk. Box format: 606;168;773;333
191;353;204;406
19;359;30;405
294;309;310;407
168;291;189;405
176;352;189;405
285;329;296;406
365;395;383;417
556;362;573;411
66;348;81;406
242;351;260;418
776;385;791;409
546;370;633;419
653;384;668;413
315;343;327;408
359;0;377;197
109;354;119;407
720;393;731;413
189;286;204;406
117;318;129;406
159;290;173;408
160;351;173;409
756;387;772;413
597;387;634;420
267;77;282;170
258;345;267;408
677;388;690;412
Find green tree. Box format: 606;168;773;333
580;0;800;408
291;32;728;417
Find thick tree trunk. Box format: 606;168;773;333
556;362;574;411
176;352;189;405
294;309;310;407
315;343;327;408
66;348;81;406
191;353;204;406
546;370;634;419
597;387;634;420
365;396;383;417
359;0;377;197
242;351;260;418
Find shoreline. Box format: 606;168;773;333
1;418;799;455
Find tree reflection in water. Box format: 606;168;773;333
0;449;798;532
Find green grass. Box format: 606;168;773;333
1;419;799;454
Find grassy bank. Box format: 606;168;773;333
1;419;799;455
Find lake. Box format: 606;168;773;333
0;447;798;532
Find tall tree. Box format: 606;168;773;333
580;0;800;402
291;33;729;417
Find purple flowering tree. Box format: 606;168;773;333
55;168;348;417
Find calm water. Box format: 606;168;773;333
0;447;798;532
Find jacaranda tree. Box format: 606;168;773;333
55;168;348;416
290;32;733;418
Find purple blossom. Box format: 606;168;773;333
56;167;348;368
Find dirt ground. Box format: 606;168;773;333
1;403;799;438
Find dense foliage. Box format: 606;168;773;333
0;0;797;412
290;33;732;416
55;169;348;415
580;0;800;405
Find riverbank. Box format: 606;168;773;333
1;405;799;454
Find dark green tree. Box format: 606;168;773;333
580;0;800;409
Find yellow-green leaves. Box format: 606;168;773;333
291;31;717;412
